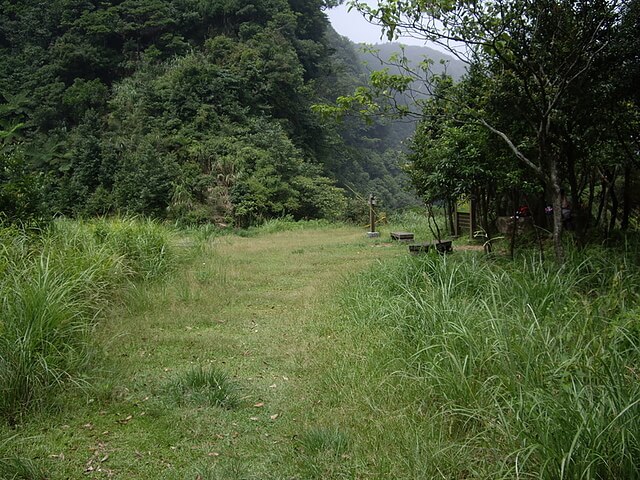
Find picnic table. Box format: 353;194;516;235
408;240;453;254
390;231;415;242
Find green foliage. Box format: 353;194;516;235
0;217;174;424
342;247;640;478
0;0;429;227
112;137;179;217
0;145;44;224
166;366;241;409
339;0;640;257
0;454;47;480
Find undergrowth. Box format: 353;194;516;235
341;245;640;478
239;216;337;236
0;217;175;424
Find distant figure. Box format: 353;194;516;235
560;189;572;230
515;205;530;218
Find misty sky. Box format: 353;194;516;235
326;2;426;46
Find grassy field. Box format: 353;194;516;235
1;220;407;478
2;217;638;479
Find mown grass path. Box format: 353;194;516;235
180;227;401;478
10;226;402;479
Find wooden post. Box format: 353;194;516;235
367;194;380;237
369;194;376;232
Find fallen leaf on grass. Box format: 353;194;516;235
249;417;259;421
254;402;264;408
207;452;220;457
117;415;133;424
270;414;279;420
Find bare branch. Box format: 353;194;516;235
478;118;545;179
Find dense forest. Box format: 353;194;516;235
0;0;429;227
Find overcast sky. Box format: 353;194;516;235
326;2;427;46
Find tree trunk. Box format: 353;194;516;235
445;199;455;236
426;203;443;243
538;118;564;263
567;170;584;245
481;188;490;234
510;190;518;260
621;163;631;231
616;130;637;231
549;162;565;263
595;177;607;228
586;170;596;230
609;180;618;235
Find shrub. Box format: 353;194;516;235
0;217;175;423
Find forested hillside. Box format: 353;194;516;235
0;0;424;226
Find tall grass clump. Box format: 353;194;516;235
166;366;241;409
297;426;349;456
0;433;47;479
342;247;640;478
82;216;175;280
0;456;47;480
242;215;336;236
0;217;175;424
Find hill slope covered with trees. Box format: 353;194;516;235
1;0;445;226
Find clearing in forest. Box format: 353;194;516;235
6;225;402;478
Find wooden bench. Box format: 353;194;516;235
408;240;453;254
391;231;415;242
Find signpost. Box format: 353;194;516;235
367;193;380;238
